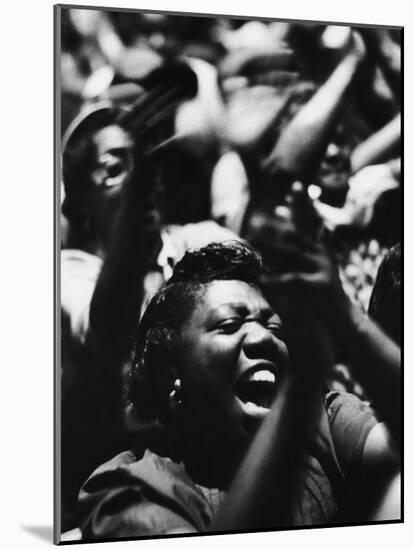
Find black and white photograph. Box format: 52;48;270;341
55;3;402;545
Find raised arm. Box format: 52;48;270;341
351;114;401;173
211;305;332;531
360;28;401;102
260;186;401;446
87;160;160;370
235;187;400;525
87;68;198;388
274;189;400;444
342;302;401;447
263;32;365;180
212;198;335;530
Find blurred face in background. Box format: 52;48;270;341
314;124;353;206
89;123;134;238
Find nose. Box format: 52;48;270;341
241;321;281;360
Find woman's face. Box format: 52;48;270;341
177;279;290;443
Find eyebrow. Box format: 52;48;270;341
211;302;277;319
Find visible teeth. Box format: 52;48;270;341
249;370;276;383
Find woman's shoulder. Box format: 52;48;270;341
324;390;379;472
78;448;215;538
81;448;189;491
325;390;378;428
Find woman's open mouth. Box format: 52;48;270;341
235;367;278;419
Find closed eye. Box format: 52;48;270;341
266;323;284;338
217;318;242;334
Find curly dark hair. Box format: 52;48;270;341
128;240;267;425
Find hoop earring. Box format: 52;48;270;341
169;378;183;406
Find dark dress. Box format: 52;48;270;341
78;391;378;539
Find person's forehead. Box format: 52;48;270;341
191;279;273;320
93;124;132;154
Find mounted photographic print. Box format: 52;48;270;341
55;3;402;544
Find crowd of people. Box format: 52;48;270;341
59;7;402;542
